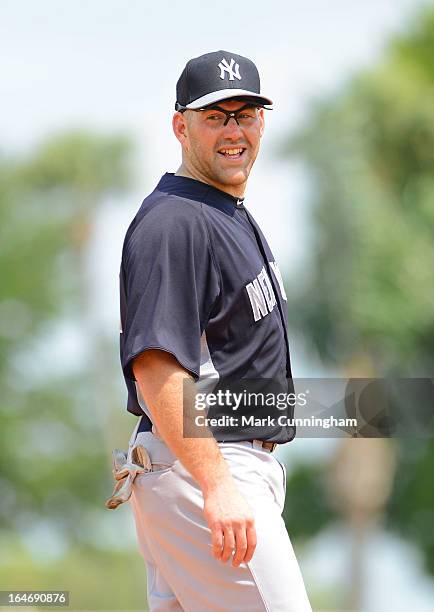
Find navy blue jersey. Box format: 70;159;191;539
119;173;296;443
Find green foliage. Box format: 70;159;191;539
386;439;434;575
0;542;147;610
0;130;136;603
283;6;434;375
15;130;132;200
280;6;434;577
0;131;132;348
283;463;338;540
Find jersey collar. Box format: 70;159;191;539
157;173;245;214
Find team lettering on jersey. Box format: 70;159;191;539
245;261;287;322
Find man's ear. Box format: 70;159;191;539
258;108;265;137
172;112;189;149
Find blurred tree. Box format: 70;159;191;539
0;131;147;605
283;6;434;376
280;5;434;578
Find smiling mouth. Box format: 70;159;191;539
217;147;246;159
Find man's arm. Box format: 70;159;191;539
132;349;257;567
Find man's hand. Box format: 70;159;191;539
132;349;258;567
204;479;257;567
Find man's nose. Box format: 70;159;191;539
222;116;243;136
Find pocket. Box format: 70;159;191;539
133;461;177;502
134;459;176;485
150;462;172;472
135;463;173;478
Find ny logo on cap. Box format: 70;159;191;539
218;57;241;81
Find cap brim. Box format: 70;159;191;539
186;89;273;109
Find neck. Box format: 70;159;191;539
175;163;246;199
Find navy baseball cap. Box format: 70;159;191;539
175;50;273;111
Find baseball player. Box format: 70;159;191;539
107;50;312;611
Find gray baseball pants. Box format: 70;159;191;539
127;423;312;612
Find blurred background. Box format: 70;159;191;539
1;1;433;610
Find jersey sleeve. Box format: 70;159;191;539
120;201;220;382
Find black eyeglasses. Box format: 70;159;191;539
175;102;263;127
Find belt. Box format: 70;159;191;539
136;416;278;453
221;440;277;453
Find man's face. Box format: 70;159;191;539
173;99;265;192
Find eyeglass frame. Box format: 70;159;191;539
175;101;268;127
